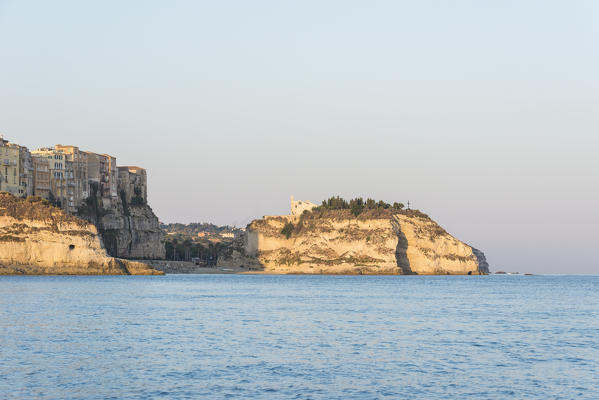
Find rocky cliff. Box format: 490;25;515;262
219;209;489;275
76;183;165;259
0;193;163;275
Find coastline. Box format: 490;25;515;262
136;260;489;276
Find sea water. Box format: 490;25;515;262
0;274;597;399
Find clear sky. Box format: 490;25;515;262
1;1;598;274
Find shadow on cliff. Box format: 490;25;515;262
393;220;416;275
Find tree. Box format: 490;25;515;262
392;202;405;210
281;222;294;239
349;197;364;216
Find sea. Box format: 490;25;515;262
0;274;597;399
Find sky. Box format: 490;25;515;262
1;0;598;274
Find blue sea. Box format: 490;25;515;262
1;275;597;399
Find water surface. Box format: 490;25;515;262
1;275;597;399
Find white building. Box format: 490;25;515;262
290;195;317;215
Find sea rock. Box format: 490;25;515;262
219;209;489;275
0;193;163;275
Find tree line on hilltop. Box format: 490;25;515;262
315;196;405;217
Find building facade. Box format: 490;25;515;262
15;145;34;197
85;151;118;204
31;148;67;209
32;155;51;199
55;145;89;211
117;166;147;204
2;136;149;216
290;195;318;215
0;136;21;196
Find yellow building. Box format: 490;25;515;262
85;151;118;204
9;143;34;198
0;136;21;196
117;166;147;204
55;145;89;210
32;155;51;199
31;147;68;210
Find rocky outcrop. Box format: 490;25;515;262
76;183;165;260
219;209;489;275
0;193;163;275
98;203;166;259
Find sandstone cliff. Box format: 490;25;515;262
0;193;163;275
76;183;165;259
219;209;489;275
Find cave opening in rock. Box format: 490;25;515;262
69;244;75;250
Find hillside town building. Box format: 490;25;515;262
32;156;51;200
117;166;147;204
0;136;148;214
0;136;21;196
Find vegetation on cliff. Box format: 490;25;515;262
316;196;405;216
251;196;446;241
0;193;88;228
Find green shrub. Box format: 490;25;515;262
281;222;294;239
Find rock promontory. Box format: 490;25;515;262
76;185;166;260
219;201;489;275
0;193;163;275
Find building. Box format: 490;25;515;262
85;151;118;204
102;154;118;200
0;136;21;196
15;145;34;197
31;147;70;210
290;195;318;215
55;145;89;209
3;136;151;217
32;155;51;199
117;166;147;204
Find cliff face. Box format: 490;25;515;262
0;193;163;275
219;209;488;275
98;202;165;259
76;183;165;260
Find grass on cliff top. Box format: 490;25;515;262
0;192;89;227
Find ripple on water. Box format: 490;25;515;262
0;274;598;399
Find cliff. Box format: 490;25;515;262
0;193;163;275
219;209;489;275
76;183;166;259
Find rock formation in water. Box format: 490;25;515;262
76;181;165;260
0;193;163;275
219;208;489;275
